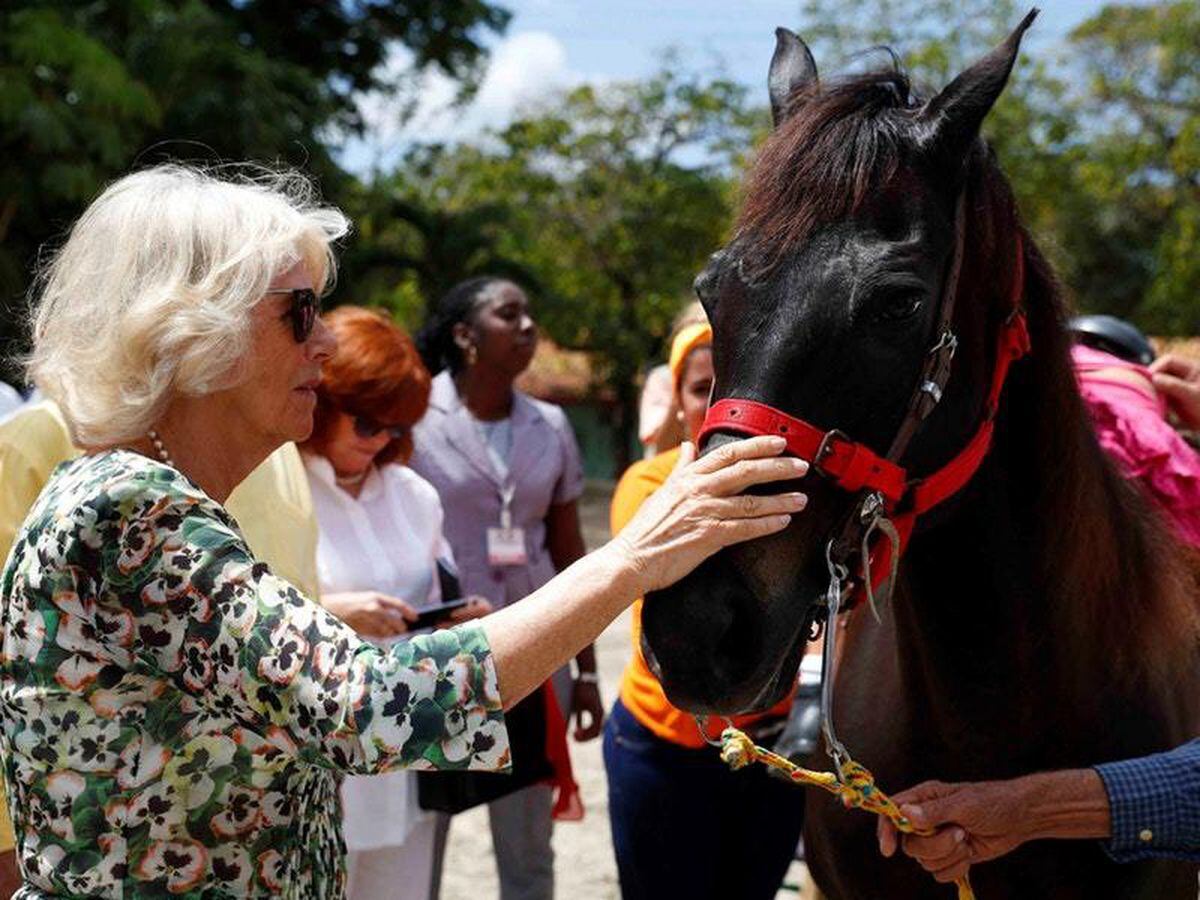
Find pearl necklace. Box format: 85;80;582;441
147;429;175;468
335;469;369;487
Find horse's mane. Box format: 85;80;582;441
956;120;1200;694
741;61;1200;690
1014;240;1200;691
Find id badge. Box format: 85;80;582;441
487;527;528;566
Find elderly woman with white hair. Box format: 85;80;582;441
0;164;810;898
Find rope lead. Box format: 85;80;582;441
717;727;974;900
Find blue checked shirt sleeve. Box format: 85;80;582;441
1095;738;1200;862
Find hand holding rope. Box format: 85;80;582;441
717;728;975;900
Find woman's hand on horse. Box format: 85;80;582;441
610;436;807;595
1151;354;1200;430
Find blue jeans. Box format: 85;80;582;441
602;699;806;900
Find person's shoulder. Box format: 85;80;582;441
516;392;580;454
0;401;77;463
258;441;306;478
619;448;681;491
229;442;311;512
381;463;442;508
515;389;569;428
23;450;218;552
376;464;447;540
73;450;211;510
419;371;458;419
611;449;680;529
412;381;455;447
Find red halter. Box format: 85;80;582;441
697;245;1031;610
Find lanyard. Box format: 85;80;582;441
499;483;515;530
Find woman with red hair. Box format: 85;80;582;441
301;305;490;900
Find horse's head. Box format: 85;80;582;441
643;13;1037;714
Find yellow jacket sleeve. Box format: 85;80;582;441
225;443;322;602
0;403;79;565
610;448;680;535
0;402;78;853
0;408;321;603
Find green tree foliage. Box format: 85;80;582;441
1070;2;1200;333
453;66;753;472
358;65;757;470
340;144;541;326
0;0;510;380
497;81;742;470
0;8;159;297
798;0;1022;85
493;66;753;376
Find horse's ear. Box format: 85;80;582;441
769;28;818;127
918;9;1038;164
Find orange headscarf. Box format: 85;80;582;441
668;322;713;387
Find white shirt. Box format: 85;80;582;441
471;413;513;479
0;382;23;425
303;454;453;852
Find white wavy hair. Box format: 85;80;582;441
27;163;350;446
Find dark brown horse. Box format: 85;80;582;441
642;12;1200;899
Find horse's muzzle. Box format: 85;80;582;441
642;554;816;715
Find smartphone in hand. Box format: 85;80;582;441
410;598;470;630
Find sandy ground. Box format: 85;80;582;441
440;482;815;900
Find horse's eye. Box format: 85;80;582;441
876;291;923;322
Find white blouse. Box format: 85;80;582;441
303;454;454;852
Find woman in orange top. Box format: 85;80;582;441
603;322;805;900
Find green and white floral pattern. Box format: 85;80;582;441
0;450;509;898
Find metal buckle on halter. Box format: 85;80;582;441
914;329;957;417
928;327;958;360
812;429;849;479
858;490;885;525
695;715;735;748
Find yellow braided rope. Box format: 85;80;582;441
719;727;974;900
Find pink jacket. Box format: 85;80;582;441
1073;345;1200;548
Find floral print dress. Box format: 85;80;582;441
0;450;510;898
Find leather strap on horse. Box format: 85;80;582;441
702;399;908;503
886;192;970;461
847;303;1031;603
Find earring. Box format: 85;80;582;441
466;344;478;366
675;410;685;423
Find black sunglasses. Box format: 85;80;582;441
353;415;409;440
266;288;320;343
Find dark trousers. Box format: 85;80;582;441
602;699;806;900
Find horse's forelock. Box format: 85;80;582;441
737;66;925;263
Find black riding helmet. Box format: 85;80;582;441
1068;315;1156;366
